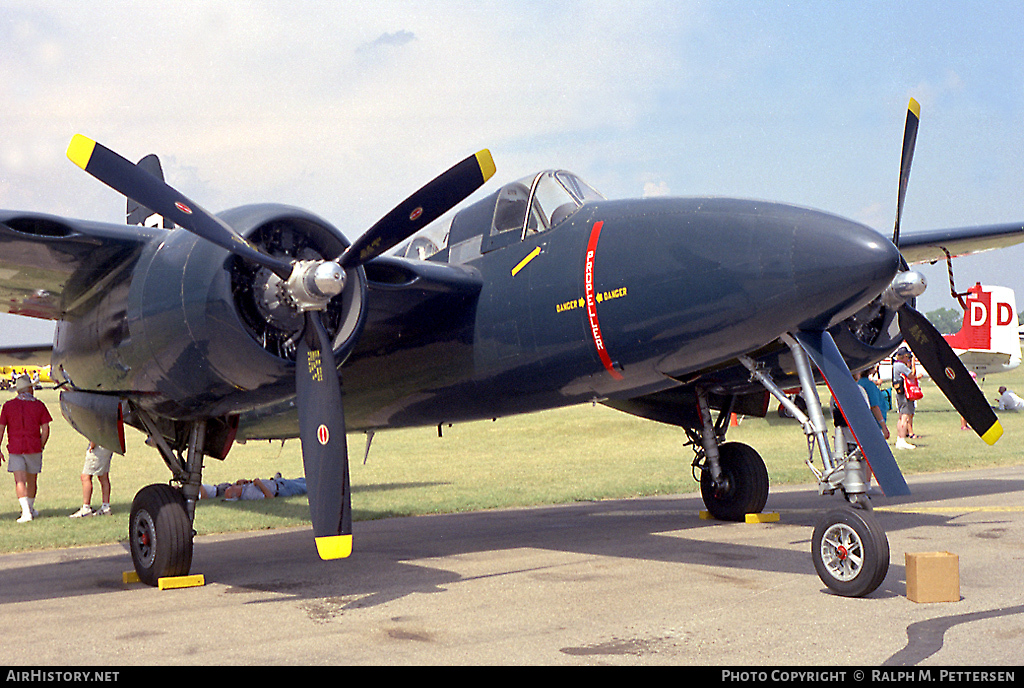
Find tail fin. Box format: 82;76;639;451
943;283;1021;375
126;154;174;228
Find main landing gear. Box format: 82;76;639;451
690;334;890;598
129;484;194;586
688;388;769;522
127;414;211;586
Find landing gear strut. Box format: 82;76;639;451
128;410;210;586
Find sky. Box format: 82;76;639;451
2;0;1023;343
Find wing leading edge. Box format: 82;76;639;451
0;211;158;321
898;222;1024;266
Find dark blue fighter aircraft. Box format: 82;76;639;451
1;100;1020;596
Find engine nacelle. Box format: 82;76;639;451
53;204;367;420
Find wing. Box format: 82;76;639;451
0;333;53;365
898;222;1024;265
0;211;159;320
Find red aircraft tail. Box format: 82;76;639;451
943;283;1021;376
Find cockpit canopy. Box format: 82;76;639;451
392;170;603;263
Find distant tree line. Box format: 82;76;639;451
925;307;963;334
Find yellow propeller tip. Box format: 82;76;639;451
66;134;96;170
981;421;1003;446
475;149;496;183
315;534;353;560
908;98;921;119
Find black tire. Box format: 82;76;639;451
700;442;769;521
129;484;194;586
812;506;890;597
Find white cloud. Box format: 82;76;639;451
1;1;698;231
642;180;671;198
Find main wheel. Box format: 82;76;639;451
812;506;890;597
700;442;769;521
129;484;194;586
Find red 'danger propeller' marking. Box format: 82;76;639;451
585;221;623;380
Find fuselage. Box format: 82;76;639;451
10;178;901;442
237;194;902;437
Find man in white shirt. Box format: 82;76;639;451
997;386;1024;411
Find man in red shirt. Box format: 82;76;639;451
0;375;52;522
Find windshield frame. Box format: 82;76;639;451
484;170;604;253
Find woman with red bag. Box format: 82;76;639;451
892;347;920;449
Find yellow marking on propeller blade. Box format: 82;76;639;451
511;246;541;276
981;420;1003;446
475;149;496;182
67;134;96;170
315;534;352;560
908;97;921;118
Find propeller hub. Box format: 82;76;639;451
881;270;927;309
310;261;346;297
285;260;347;311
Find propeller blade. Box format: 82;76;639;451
67;134;293;279
892;98;920;247
338;150;496;268
296;311;353;559
793;330;910;497
898;303;1002;444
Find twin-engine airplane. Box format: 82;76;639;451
2;100;1022;597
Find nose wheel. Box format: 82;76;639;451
812;506;889;597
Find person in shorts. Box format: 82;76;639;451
0;375;52;522
70;442;114;518
892;347;918;449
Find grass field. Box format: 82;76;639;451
2;365;1022;555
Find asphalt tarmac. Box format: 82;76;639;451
1;466;1022;666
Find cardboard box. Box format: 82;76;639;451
905;552;960;603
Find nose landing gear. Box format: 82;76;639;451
687;334;892;597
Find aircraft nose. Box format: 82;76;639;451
576;197;902;381
789;208;902;329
